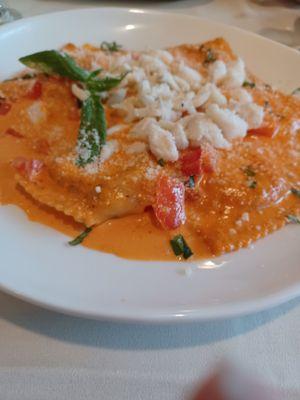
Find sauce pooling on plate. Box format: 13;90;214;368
0;38;299;260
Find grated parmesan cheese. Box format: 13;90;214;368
241;212;250;222
72;45;268;168
222;58;246;89
125;141;147;154
107;124;128;135
184;113;230;149
208;60;227;84
145;166;161;180
27;101;45;124
206;103;248;140
148;123;179;162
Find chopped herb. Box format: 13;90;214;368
157;158;165;167
243;81;256;88
101;41;122;52
264;101;270;108
291;188;300;198
243;165;256;177
204;49;216;64
186;176;195;188
247;179;257;189
292;88;300;96
68;227;93;246
170;234;193;259
19;50;126;166
286;214;300;224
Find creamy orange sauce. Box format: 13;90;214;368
0;39;299;261
0;134;208;260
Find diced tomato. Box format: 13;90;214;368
200;143;218;173
12;157;43;181
180;148;202;176
247;123;278;138
0;101;11;116
180;145;217;176
27;81;43;100
154;175;186;230
5;128;23;138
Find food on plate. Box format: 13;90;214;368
0;38;299;260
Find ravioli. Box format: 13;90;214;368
0;38;299;259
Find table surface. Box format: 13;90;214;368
2;1;300;399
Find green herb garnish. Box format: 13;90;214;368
243;165;256;177
186;176;195;188
101;41;122;52
76;95;106;166
20;50;90;81
243;81;256;88
19;50;126;166
170;234;193;259
286;215;300;224
68;227;93;246
157;158;165;167
86;72;128;94
204;49;216;64
291;188;300;198
247;179;257;189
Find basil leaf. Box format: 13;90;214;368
87;72;127;93
88;69;102;80
19;50;89;82
69;227;92;246
101;41;122;52
291;188;300;198
76;94;106;166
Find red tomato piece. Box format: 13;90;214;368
0;101;11;116
27;81;43;100
247;124;278;138
154;175;186;230
5;128;24;138
180;148;202;176
12;157;43;181
200;143;217;173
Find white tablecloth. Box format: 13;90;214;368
2;1;300;399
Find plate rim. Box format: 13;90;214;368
0;7;299;323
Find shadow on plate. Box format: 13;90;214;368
0;291;299;350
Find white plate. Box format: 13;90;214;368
0;8;299;322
